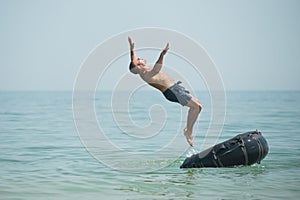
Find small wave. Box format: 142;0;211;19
185;148;198;158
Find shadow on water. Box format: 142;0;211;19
112;157;268;199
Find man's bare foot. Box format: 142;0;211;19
184;128;194;147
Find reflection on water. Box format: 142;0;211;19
112;164;270;199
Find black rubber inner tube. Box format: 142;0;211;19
180;130;269;168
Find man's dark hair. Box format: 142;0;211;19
129;62;137;74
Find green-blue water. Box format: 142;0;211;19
1;91;300;199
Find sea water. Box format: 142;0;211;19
0;91;300;199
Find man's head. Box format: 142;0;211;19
129;58;147;74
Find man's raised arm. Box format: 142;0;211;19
151;43;170;75
128;36;137;63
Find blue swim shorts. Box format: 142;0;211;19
163;81;192;106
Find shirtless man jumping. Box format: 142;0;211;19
128;36;202;147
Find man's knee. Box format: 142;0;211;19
198;103;203;112
195;102;202;113
190;99;202;113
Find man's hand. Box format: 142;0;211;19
128;36;136;62
161;43;169;56
128;36;134;51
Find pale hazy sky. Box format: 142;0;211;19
1;0;299;91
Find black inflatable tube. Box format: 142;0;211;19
180;130;269;168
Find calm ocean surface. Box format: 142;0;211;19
1;91;300;200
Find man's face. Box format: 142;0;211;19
137;58;146;66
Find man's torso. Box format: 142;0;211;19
140;69;174;92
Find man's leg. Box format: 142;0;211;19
184;97;202;146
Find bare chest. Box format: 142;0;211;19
140;71;174;91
